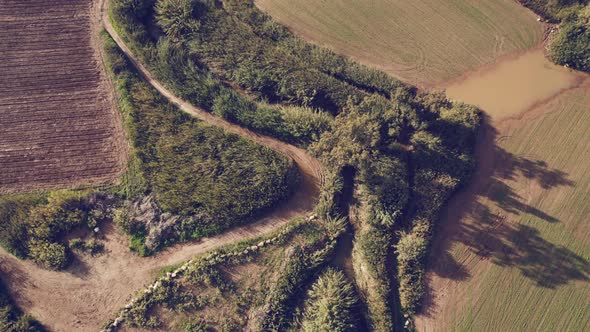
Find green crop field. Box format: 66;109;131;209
256;0;544;86
458;86;590;331
417;83;590;331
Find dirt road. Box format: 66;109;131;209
0;0;323;330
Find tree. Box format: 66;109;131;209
155;0;201;41
301;268;358;332
28;240;69;270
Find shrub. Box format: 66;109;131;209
0;190;96;270
550;8;590;72
69;238;105;255
177;318;207;332
28;240;69;271
301;269;359;332
261;240;337;331
155;0;201;41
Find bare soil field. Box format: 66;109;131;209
255;0;543;87
0;0;126;193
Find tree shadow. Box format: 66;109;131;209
419;116;587;316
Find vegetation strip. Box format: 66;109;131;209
102;215;319;331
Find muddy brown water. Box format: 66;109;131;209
444;48;582;118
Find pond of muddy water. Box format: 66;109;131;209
445;49;582;119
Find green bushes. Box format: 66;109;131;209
69;238;105;255
395;222;429;313
394;104;481;314
0;190;103;270
301;269;359;332
519;1;590;73
28;240;69;270
102;32;298;250
259;217;345;331
550;5;590;72
109;0;483;324
260;240;338;331
355;224;396;332
154;0;201;40
309;87;480;323
519;0;587;21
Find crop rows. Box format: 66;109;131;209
0;0;125;193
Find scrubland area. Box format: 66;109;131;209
0;0;588;331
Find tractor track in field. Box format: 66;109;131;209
0;0;324;331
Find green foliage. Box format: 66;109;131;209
177;318;208;332
109;0;483;324
356;225;396;331
519;0;587;21
69;238;105;255
519;1;590;72
28;240;69;270
261;240;337;331
0;190;98;270
395;223;429;314
0;278;44;332
279;105;333;144
102;32;298;247
155;0;201;41
301;269;359;332
550;5;590;72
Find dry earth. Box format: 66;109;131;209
0;0;127;193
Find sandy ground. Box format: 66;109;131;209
0;0;323;330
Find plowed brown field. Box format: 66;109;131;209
0;0;126;193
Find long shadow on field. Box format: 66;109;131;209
420;116;588;316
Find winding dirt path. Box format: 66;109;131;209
0;1;323;331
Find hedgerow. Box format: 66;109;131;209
108;0;483;326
